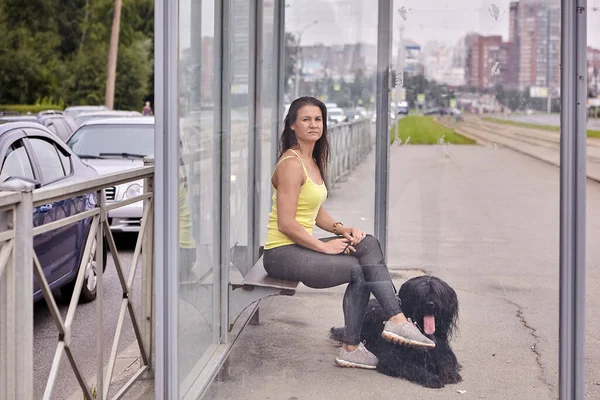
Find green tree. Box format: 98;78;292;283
0;0;154;108
0;0;64;104
61;0;153;109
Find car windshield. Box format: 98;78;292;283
67;124;154;158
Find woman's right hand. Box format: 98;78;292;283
321;238;356;255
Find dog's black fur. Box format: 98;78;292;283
330;275;461;388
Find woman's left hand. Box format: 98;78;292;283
340;226;366;245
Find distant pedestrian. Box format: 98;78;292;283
142;101;153;116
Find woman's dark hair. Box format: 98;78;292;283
279;96;329;184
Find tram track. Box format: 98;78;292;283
442;117;600;166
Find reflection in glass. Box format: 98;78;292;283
229;0;251;277
177;0;217;395
284;0;377;237
260;0;276;246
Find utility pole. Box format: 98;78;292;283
105;0;123;109
546;7;552;114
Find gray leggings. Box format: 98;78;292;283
263;234;402;345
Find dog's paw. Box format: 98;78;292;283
444;371;462;385
423;378;444;389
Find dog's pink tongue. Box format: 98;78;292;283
424;315;436;335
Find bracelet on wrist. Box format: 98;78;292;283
333;222;344;235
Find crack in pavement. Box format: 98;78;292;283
509;300;554;391
455;287;555;393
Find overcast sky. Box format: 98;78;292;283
285;0;600;48
180;0;600;50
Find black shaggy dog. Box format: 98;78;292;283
330;275;461;388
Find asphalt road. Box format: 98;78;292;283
498;113;600;130
33;233;141;400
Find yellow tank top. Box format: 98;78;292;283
264;150;328;250
178;182;196;249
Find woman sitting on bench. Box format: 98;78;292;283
263;96;435;370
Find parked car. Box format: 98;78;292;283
74;110;142;127
0;122;105;303
0;111;78;142
328;107;348;124
64;105;109;119
66;117;154;232
345;109;364;121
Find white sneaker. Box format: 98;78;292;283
335;342;378;370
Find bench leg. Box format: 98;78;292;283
249;307;260;326
228;286;296;331
216;357;231;382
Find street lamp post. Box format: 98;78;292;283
294;20;318;99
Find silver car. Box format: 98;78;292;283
63;105;109;119
66;117;154;232
74;110;142;127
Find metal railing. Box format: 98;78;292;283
0;161;155;400
327;119;373;188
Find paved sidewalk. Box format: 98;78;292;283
65;342;153;400
206;145;600;399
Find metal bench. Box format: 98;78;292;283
178;246;300;331
228;254;299;331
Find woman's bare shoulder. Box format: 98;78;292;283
273;152;304;188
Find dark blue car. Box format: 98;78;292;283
0;121;105;303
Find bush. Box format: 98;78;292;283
393;116;476;145
0;104;64;114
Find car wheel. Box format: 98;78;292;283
60;237;108;304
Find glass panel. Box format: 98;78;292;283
260;0;276;246
387;0;561;397
284;0;377;240
207;1;578;399
587;2;600;397
229;0;251;275
178;0;218;394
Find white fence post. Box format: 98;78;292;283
142;156;155;375
0;180;34;400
